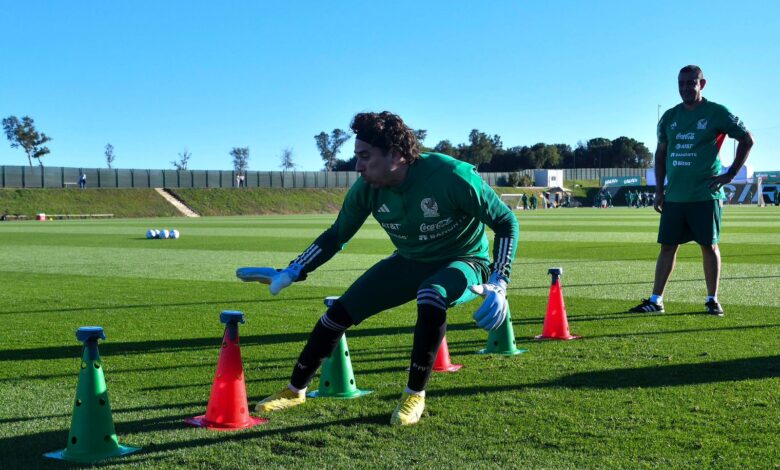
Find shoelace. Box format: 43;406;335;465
400;396;423;414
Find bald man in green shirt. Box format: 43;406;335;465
630;65;754;316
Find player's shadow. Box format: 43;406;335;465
435;355;779;396
531;355;780;389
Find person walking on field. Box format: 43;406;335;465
238;111;518;425
629;65;754;316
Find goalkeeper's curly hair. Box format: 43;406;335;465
350;111;421;164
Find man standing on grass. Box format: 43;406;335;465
237;111;518;425
629;65;753;316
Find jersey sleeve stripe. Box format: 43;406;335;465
294;244;323;267
493;237;513;276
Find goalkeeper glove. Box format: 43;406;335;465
236;263;303;295
468;273;508;331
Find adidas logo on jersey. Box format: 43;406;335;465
377;204;390;213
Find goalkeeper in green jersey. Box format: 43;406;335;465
238;111;519;425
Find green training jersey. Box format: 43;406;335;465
658;98;748;202
290;153;519;280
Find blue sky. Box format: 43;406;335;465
1;1;778;171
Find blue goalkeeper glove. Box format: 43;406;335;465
236;263;303;296
468;273;508;331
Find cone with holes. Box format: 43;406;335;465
433;336;462;372
185;311;267;430
308;297;372;398
44;327;140;463
478;306;528;355
536;268;580;340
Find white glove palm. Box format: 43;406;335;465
468;274;508;331
236;264;302;295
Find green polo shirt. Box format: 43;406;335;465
658;98;748;202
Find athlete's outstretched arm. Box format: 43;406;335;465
237;182;371;295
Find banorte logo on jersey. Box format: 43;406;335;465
420;198;440;218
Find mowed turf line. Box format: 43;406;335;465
0;207;777;468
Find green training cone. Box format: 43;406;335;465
308;334;372;399
478;307;528;356
45;327;140;463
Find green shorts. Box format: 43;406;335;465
657;200;722;246
337;253;491;325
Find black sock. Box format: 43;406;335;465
407;303;447;392
290;300;353;390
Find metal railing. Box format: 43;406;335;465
0;165;647;189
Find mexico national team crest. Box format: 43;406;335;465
697;118;708;130
420;198;440;218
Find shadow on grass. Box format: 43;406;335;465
508;274;780;292
533;355;780;389
577;322;780;340
0;295;327;316
0;413;388;467
435;355;779;395
4;313;777;363
0;320;489;362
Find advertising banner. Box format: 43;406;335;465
600;176;641;187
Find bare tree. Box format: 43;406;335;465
230;147;250;173
172;148;191;170
280;147;295;171
2;115;52;167
104;143;115;168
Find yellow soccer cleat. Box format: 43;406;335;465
390;393;425;425
255;387;306;413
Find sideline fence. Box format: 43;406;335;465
0;166;646;189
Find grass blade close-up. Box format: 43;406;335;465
0;206;778;468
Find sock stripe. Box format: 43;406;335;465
319;313;347;332
417;289;447;310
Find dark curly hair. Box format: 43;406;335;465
350;111;421;164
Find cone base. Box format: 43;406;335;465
184;414;268;431
433;363;463;372
307;389;372;399
44;444;141;463
477;347;528;356
406;364;463;373
534;334;581;341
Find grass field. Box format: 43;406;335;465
1;207;778;468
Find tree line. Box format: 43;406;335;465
3;114;653;172
326;129;653;171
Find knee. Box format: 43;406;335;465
701;244;719;255
660;244;678;255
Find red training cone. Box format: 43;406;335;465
433;336;463;372
535;268;580;340
186;311;267;430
